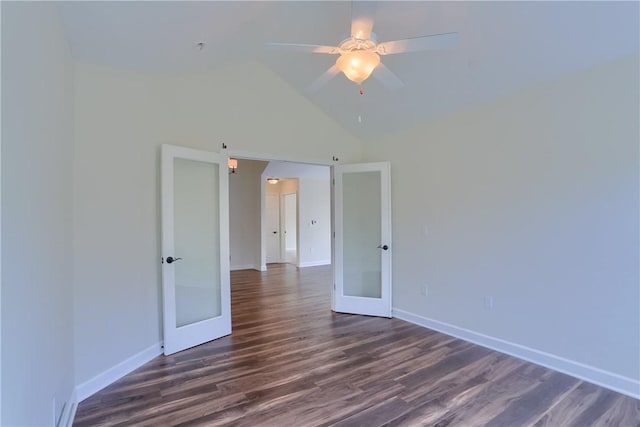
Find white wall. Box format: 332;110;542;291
1;2;76;425
265;177;331;268
364;54;640;388
270;178;299;195
297;179;332;267
73;64;172;390
72;61;362;387
229;159;267;270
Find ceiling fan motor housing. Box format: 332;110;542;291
338;35;377;54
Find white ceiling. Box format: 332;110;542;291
60;1;639;138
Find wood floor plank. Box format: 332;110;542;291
534;381;640;427
73;264;639;427
483;371;580;426
332;397;413;427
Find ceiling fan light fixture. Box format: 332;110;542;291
267;178;280;184
336;50;380;85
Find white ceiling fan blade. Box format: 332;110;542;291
373;63;404;91
350;1;377;40
306;64;340;93
267;43;339;54
377;32;459;55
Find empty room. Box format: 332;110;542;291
1;1;639;426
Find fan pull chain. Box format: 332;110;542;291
360;86;364;95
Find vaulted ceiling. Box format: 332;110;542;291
60;1;639;138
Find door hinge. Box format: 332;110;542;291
334;283;336;290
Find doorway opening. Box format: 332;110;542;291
228;158;332;272
161;145;392;357
265;179;298;265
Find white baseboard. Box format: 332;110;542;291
231;264;262;271
298;259;331;268
75;342;163;403
60;389;77;427
392;308;640;399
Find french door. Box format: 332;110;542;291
161;144;231;355
334;162;392;317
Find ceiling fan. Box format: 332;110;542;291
268;2;459;94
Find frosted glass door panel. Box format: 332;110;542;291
342;171;382;298
173;158;221;327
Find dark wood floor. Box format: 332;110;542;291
74;264;639;426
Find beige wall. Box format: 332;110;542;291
1;2;76;425
364;54;640;382
72;61;362;385
229;159;267;270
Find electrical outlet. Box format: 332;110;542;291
484;296;494;310
420;284;428;296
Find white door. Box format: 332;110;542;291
161;144;231;355
334;162;391;317
283;193;297;264
266;194;281;263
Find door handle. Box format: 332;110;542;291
377;244;389;251
166;256;182;264
272;231;278;234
